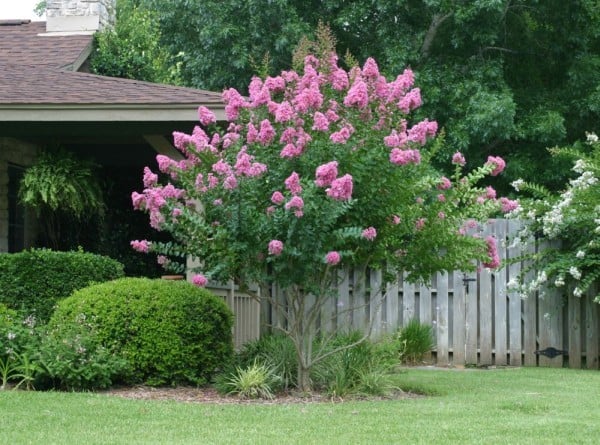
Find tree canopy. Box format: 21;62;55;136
92;0;600;191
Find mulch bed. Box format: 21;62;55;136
100;385;422;405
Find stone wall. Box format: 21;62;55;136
46;0;116;31
0;138;39;252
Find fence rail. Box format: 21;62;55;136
212;219;600;368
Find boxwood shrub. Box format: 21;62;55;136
0;249;124;322
48;277;234;386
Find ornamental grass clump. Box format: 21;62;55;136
132;48;513;391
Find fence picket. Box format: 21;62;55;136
585;287;599;369
436;272;450;366
452;270;466;365
494;220;508;365
568;294;582;368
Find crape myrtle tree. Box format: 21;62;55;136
131;52;516;391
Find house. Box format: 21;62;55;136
0;0;225;253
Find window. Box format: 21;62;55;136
8;164;25;252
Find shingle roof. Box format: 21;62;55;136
0;21;92;69
0;64;223;105
0;20;224;116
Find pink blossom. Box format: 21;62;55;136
268;240;284;256
266;206;276;215
285;196;304;211
131;192;145;210
213;199;222;206
207;174;219;189
384;130;408;148
388;69;415;102
398;88;422;114
326;108;340;123
325;251;341;265
315;161;338;187
246;122;258;143
407;120;438;145
438;212;446;219
362;57;380;79
392;215;401;225
416;197;424;204
212;159;232;176
222;131;240;149
415;218;426;230
264;76;286;92
437;194;446;202
438;177;452;190
198;106;216;126
131;239;150;253
343;78;369;109
476;196;486;204
483;236;501;269
486;156;506;176
330;125;354;144
257;119;276;145
485;186;497;199
271;191;285;205
222;88;246;120
294;210;304;218
156;154;174;173
362;227;377;241
192;274;208;287
285;172;302;195
390;148;421;165
275;101;295;123
312;112;330;131
500;197;519;213
330;68;349;91
223;175;238;190
326;174;353;201
293;83;324;113
280;143;303;158
157;255;169;266
452;152;466;166
172;208;182;218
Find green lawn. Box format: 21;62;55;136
1;367;598;444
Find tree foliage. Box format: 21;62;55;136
99;0;600;192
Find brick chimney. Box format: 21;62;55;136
46;0;116;34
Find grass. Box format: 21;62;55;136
1;367;599;444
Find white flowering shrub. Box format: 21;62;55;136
511;132;600;301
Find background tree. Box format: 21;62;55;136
96;0;599;193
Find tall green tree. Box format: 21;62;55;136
97;0;600;191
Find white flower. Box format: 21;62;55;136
569;266;582;280
574;287;583;297
511;178;525;191
576;250;585;259
586;132;598;144
507;278;519;290
7;332;16;341
555;275;565;287
573;159;587;173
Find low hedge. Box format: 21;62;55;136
48;277;234;386
0;249;124;322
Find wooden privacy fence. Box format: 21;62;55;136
212;219;600;368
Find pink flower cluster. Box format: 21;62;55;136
486;156;506;176
268;240;284;256
192;274;208;287
325;251;341;265
390;148;421;166
131;239;150;253
315;161;338;187
326;174;353;201
362;227;377;241
452;152;466;166
483;236;501;269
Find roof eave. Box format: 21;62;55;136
0;103;226;122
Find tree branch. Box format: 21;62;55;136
420;12;453;60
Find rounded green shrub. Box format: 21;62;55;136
0;249;124;322
49;277;234;386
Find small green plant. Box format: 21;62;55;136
397;319;435;364
236;334;297;390
223;361;278;399
0;356;19;390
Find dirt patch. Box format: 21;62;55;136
100;385;422;405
